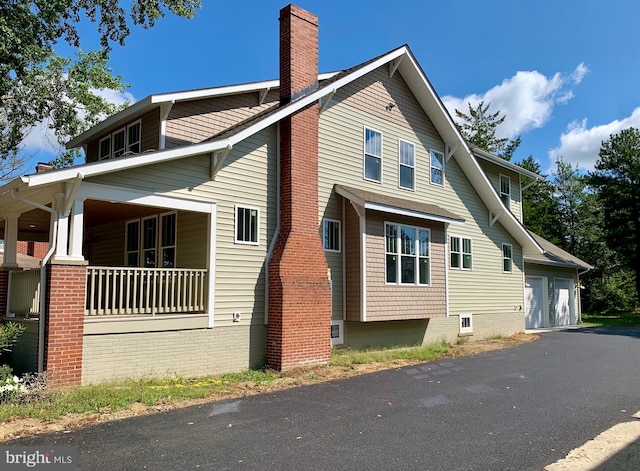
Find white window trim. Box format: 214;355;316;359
450;235;473;270
430;149;445;186
502;243;513;273
235;205;260;245
124;211;177;268
459;314;473;335
126;119;142;155
398;139;415;191
385;222;431;286
500;174;511;209
331;320;344;345
323;218;341;253
98;135;111;160
363;126;383;183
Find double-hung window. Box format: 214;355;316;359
125;212;176;268
500;175;511;208
430;150;444;186
323;218;341;252
502;243;513;273
385;223;430;285
236;206;259;245
450;236;472;270
127;121;141;154
399;140;415;190
364;128;382;182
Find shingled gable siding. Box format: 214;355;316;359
165;90;279;148
85;108;160;162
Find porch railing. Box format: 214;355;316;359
86;266;208;316
7;268;42;317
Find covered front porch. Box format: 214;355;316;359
0;178;216;384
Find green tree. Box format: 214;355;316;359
455;101;521;160
0;0;201;176
589;127;640;302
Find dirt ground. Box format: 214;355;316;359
0;332;537;442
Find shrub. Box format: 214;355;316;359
0;321;26;353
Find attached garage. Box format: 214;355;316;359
523;232;592;330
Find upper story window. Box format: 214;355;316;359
235;206;259;245
500;175;511;208
125;212;176;268
502;243;513;273
430;150;444;186
364;127;382;182
323;218;341;252
385;223;430;286
450;236;472;270
99;120;142;160
399;140;415;190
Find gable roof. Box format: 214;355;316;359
7;44;543;255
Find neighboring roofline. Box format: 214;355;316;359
523;256;589;270
66;72;340;149
471;147;544;181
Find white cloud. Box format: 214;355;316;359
549;107;640;171
442;63;588;140
19;88;135;158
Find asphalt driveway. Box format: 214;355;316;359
7;326;640;470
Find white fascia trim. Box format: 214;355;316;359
77;182;215;214
364;202;464;225
66;72;340;149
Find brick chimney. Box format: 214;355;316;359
267;4;332;370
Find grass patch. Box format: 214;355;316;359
330;339;451;366
0;369;282;422
581;311;640;328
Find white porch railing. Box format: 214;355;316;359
86;266;208;316
7;268;42;317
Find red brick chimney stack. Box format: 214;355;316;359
267;4;332;370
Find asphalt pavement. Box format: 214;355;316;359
7;326;640;470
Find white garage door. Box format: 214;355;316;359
525;277;546;329
554;278;575;326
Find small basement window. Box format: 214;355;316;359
331;320;344;345
459;314;473;335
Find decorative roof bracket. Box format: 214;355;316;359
389;56;404;78
445;143;459;162
319;89;336;114
211;145;233;180
258;87;271;105
489;209;503;227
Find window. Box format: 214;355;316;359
364;128;382;182
127;121;141;154
450;236;472;270
99;136;112;160
125;212;176;268
236;206;259;244
331;320;344;345
399;140;415;190
430;150;444;186
502;243;513;273
125;220;140;267
323;218;341;252
385;223;430;285
160;212;176;268
112;128;126;158
98;121;142;160
500;175;511;208
459;314;473;334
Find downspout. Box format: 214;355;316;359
264;122;281;325
11;189;57;373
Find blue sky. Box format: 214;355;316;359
24;0;640;176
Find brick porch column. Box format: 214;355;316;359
267;5;332;370
44;263;87;387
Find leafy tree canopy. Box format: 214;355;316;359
455;101;521;161
0;0;201;177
